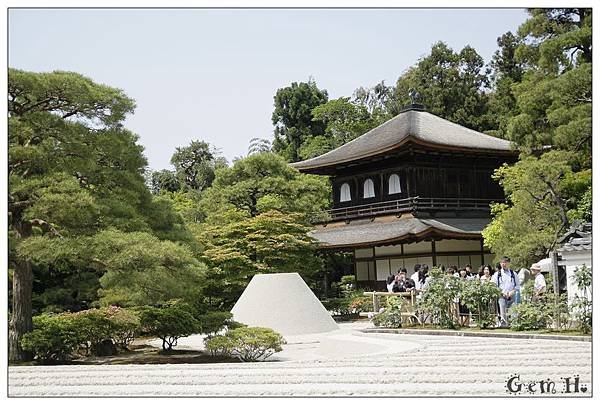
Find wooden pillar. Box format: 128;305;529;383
372;246;377;283
431;240;437;267
480;239;485;266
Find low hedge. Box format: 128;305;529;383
21;306;140;363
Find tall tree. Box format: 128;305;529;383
151;169;181;194
482;151;590;268
199;152;330;223
300;97;382;159
271;79;329;162
170;140;227;192
198;210;322;308
8;69;133;360
507;8;591;162
391;42;493;132
486;31;526;138
8;69;199;361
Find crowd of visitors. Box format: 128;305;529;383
383;256;547;327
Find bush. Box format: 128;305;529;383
417;268;461;329
371;296;403;328
21;314;80;364
197;311;244;337
508;302;548;331
204;326;286;362
570;265;592;334
139;302;201;351
67;306;140;356
21;307;140;362
460;279;502;329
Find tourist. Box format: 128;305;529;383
457;268;471;326
490;256;520;327
410;264;421;285
465;264;477;280
416;268;429;291
479;265;493;283
403;271;416;291
386;274;396;293
530;263;546;302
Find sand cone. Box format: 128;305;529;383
231;273;339;336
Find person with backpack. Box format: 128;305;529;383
490;256;520;327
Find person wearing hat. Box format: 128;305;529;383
490;256;520;327
530;263;546;302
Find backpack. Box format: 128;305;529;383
497;269;517;288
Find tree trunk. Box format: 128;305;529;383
9;258;34;362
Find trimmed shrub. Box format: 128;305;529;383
139;302;201;351
204;326;286;362
67;306;140;356
21;314;80;364
197;311;244;337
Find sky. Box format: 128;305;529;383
9;8;528;171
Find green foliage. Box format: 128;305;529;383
21;314;80;363
508;302;548;331
391;42;492;132
204;327;286;362
200;152;329;222
196;311;243;337
570;265;592;334
509;9;591;162
9;69;200;361
21;306;140;363
322;290;369;318
139;302;201;351
301;97;382;159
371;296;403;328
151;169;180;194
417;268;461;329
482;151;581;268
459;280;502;329
170;140;228;192
271;79;329;162
198;210;322;309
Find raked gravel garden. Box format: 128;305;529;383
8;321;592;397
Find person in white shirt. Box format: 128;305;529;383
530;263;546;302
386;274;396;293
410;264;421;285
490;256;520;327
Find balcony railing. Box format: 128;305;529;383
310;197;501;224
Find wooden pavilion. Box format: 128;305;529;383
292;104;519;290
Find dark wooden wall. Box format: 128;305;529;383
330;147;514;208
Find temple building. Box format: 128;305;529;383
292;104;519;290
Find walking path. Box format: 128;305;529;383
8;323;592;396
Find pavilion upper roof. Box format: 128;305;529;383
292;106;516;173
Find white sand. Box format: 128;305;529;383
231;273;339;336
9;322;592;397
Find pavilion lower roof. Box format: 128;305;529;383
309;214;490;249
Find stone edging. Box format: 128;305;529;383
360;327;592;342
